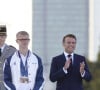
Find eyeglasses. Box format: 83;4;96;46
17;39;30;41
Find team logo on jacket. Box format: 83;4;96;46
14;62;16;65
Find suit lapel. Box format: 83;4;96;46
73;54;77;65
1;45;9;60
73;54;80;67
60;53;66;65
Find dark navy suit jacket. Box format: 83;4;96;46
49;53;92;90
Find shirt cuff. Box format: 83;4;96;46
81;70;85;77
63;67;68;74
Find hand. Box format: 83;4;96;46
80;61;85;74
64;59;71;70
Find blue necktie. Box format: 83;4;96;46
67;54;73;72
0;48;1;56
68;54;72;64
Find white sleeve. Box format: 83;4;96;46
63;67;68;74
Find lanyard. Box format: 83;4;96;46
18;50;29;77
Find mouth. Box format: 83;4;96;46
69;47;74;49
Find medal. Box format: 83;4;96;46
20;76;29;83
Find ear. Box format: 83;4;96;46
16;39;18;43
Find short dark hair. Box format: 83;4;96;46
63;34;76;43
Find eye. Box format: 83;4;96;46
65;42;76;44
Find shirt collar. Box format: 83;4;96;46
0;44;6;52
16;50;31;58
64;51;74;57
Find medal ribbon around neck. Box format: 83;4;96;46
18;50;29;77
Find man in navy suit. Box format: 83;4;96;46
49;34;92;90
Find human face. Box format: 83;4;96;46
63;37;76;54
16;34;30;49
0;35;6;47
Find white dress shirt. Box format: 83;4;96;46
63;51;85;77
